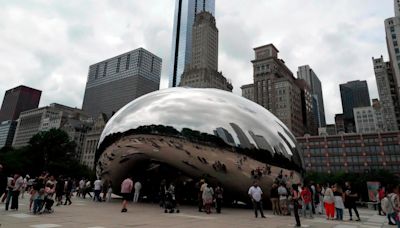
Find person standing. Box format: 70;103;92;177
301;185;313;218
214;183;223;213
133;181;142;203
333;184;344;221
248;181;266;218
120;177;133;213
102;179;109;202
55;176;65;206
202;183;214;214
64;178;73;205
270;183;281;215
84;180;92;199
78;178;85;198
198;179;206;212
0;165;7;202
107;180;113;202
323;183;335;220
278;182;289;215
378;186;385;216
344;182;361;221
10;173;23;210
93;178;103;202
291;184;301;227
20;175;28;199
5;174;15;210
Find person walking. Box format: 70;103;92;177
84;180;93;199
93;178;102;202
323;183;335;220
102;179;109;202
278;182;289;215
291;184;301;227
198;179;206;212
214;183;223;213
248;181;266;218
107;180;113;202
133;181;142;203
202;183;214;214
333;184;344;221
270;183;281;215
301;185;313;218
5;174;15;210
120;177;133;213
389;185;400;228
344;182;361;221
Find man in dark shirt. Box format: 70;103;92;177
344;182;361;221
0;164;7;202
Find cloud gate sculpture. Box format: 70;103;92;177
96;88;304;202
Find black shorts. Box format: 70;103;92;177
121;193;131;201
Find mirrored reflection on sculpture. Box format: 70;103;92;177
96;88;304;202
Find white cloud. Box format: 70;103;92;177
0;0;394;123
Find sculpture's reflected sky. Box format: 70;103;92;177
99;88;301;162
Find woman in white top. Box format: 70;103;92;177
333;184;344;220
323;184;335;220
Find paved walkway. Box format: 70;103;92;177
0;196;392;228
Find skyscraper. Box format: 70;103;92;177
179;11;232;91
372;56;400;131
385;1;400;98
169;0;215;87
339;80;371;132
297;65;326;127
249;44;304;137
0;85;41;122
82;48;161;119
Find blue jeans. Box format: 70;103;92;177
33;198;43;214
336;208;343;220
5;190;12;210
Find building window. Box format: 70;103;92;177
116;57;121;73
394;41;398;47
391;26;395;33
392;34;397;40
95;64;99;79
126;54;130;70
396;48;400;54
151;56;155;72
103;62;108;77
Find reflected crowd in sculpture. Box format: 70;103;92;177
96;88;304;203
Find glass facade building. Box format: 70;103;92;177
169;0;215;87
0;120;17;148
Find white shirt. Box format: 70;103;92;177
13;176;24;191
134;182;142;192
94;180;102;190
248;186;263;202
79;180;85;188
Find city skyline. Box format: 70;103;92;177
0;0;395;123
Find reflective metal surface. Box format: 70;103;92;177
96;88;304;201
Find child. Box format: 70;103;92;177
333;184;344;220
33;189;45;214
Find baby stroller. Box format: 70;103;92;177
164;184;179;213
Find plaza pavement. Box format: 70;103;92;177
0;196;392;228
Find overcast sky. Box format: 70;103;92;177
0;0;395;123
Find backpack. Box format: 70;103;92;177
381;197;389;214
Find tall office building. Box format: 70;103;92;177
82;48;161;119
297;65;326;127
372;56;400;131
179;12;232;91
0;85;41;122
169;0;215;87
296;79;317;135
249;44;304;137
385;1;400;98
353;100;386;134
339;80;371;133
0;120;17;148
